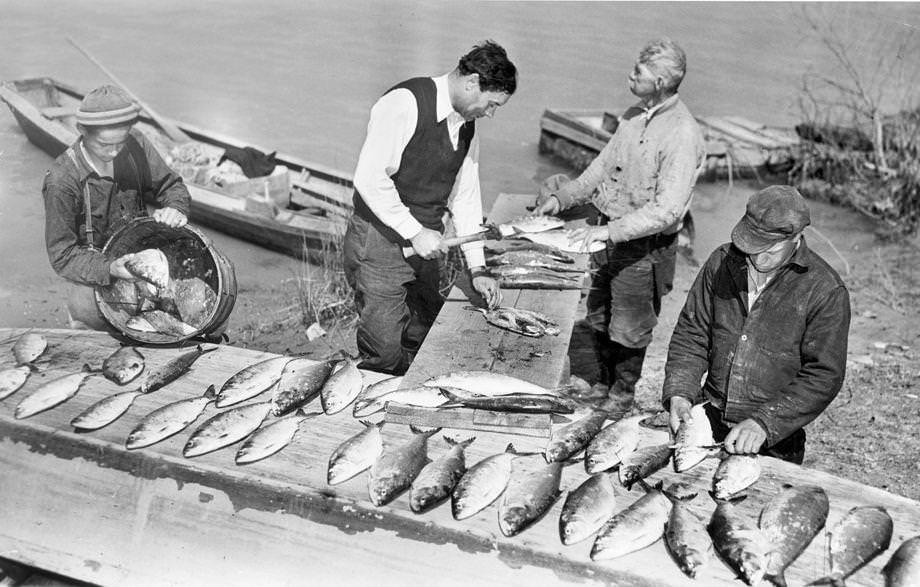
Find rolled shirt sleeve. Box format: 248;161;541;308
449;134;486;268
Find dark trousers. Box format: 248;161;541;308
343;214;443;376
704;403;806;464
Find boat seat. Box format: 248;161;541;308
41;106;78;119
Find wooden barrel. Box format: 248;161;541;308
94;217;237;345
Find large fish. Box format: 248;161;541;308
452;444;526;521
517;231;606;254
101;346;145;385
319;358;364;414
759;484;828;587
409;436;475;514
12;332;47;365
664;484;713;579
673;403;721;472
438;388;574;414
498;457;563;537
0;365;31;400
126;385;216;449
354;375;402;405
270;358;336;416
584;414;644;474
140;345;217;393
494;267;583;290
590;482;673;560
367;426;440;507
423;371;558;397
352;385;451;418
883;535;920;587
183;401;272;458
71;390;143;431
124;248;170;290
486;249;576;268
544;408;608;463
712;454;762;500
708;497;769;586
468;306;561;337
809;505;893;586
15;366;92;419
559;472;618;546
235;408;321;464
619;443;673;490
216;355;292;408
327;420;384;485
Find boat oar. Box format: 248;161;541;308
66;37;192;144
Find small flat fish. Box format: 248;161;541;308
102;346;145;385
664;486;713;579
352;386;449;418
423;371;557;397
271;358;336;416
810;505;893;586
712;454;761;499
140;345;217;393
235;408;320;464
126;385;216;449
184;401;272;458
673;403;721;472
0;365;31;400
327;420;384;485
216;355;292;408
319;358;364;414
517;231;606;254
759;484;828;587
368;426;440;507
452;444;523;521
499;457;563;537
15;367;92;419
140;310;197;337
71;390;142;431
584;414;644;474
883;535;920;587
12;332;47;365
619;443;673;490
708;498;769;586
125;248;170;289
545;408;608;463
409;436;474;514
559;472;618;546
126;315;157;333
591;483;673;560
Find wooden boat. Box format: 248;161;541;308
0;77;354;261
539;107;801;180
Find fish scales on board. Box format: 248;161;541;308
71;390;143;431
590;482;673;561
619;443;672;490
216;355;292;408
664;486;713;579
327;420;384;485
544;408;608;463
271;358;336;416
498;457;563;537
12;332;47;365
809;505;893;586
883;535;920;587
558;471;618;546
452;444;526;521
584;414;644;474
319;358;364;415
367;426;440;507
758;484;828;587
0;365;31;400
141;345;217;393
423;371;558;397
712;454;762;499
15;366;92;419
236;408;320;464
183;401;272;458
438;389;574;414
409;436;474;514
126;385;216;449
708;498;769;586
673;403;721;472
101;346;145;385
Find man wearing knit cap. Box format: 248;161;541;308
662;185;851;463
42;84;191;329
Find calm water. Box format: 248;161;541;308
0;1;916;326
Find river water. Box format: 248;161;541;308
0;1;916;328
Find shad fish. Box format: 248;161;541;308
759;484;828;587
673;403;721;472
502;214;566;234
0;365;31;400
367;426;440;506
327;420;385;485
486;248;575;267
15;366;92;419
809;505;893;586
125;248;170;289
141;310;196;336
544;408;607;463
216;355;292;407
664;485;713;579
319;358;364;414
271;358;335;416
354;375;402;405
468;306;561;338
708;498;769;586
126;315;157;333
517;231;606;254
423;371;557;397
126;385;216;449
452;444;526;521
184;401;272;457
499;457;563;537
409;436;475;513
559;472;618;546
883;536;920;587
101;346;145;385
584;414;644;474
439;389;574;414
236;408;320;464
619;443;672;490
713;455;762;499
495;268;583;290
590;483;673;560
71;390;143;430
352;385;451;418
141;345;216;393
12;332;47;365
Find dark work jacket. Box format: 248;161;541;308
353;77;475;244
662;240;851;446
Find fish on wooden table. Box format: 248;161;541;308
501;214;566;234
883;535;920;587
183;400;272;458
498;457;564;537
319;358;364;414
673;402;722;472
353;375;402;406
486;248;575;267
124;248;170;290
559;471;618;546
126;385;217;449
584;414;644;474
467;305;561;337
327;420;385;485
216;355;292;408
352;385;451;418
423;371;558;397
72;389;145;431
808;505;893;586
619;443;672;490
544;408;608;463
12;332;47;365
759;484;828;587
0;365;31;400
590;481;673;560
409;436;475;514
491;266;584;290
708;496;769;586
451;444;531;521
516;231;606;254
270;357;336;416
141;345;217;393
367;426;440;507
663;483;713;579
15;365;93;419
712;454;761;500
235;407;322;464
101;346;145;385
438;388;574;414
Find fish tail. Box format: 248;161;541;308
444;435;475;448
764;572;788;587
804;576;842;587
409;425;441;437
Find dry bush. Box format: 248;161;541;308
294;230;358;335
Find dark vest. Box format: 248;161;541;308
354;77;475;244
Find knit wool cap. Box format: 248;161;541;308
76;85;140;126
731;185;811;254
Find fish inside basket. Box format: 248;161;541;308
94;217;237;345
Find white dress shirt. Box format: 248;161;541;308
353;74;485;268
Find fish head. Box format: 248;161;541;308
499;507;528;537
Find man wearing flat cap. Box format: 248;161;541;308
42;84;191;329
662;185;850;463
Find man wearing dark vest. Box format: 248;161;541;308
345;41;517;375
42;85;191;330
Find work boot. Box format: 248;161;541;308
602;343;648;418
593;329;617;387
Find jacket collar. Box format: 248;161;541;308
433;73;462;124
67;138;99;182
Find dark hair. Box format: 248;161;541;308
457;40;517;95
